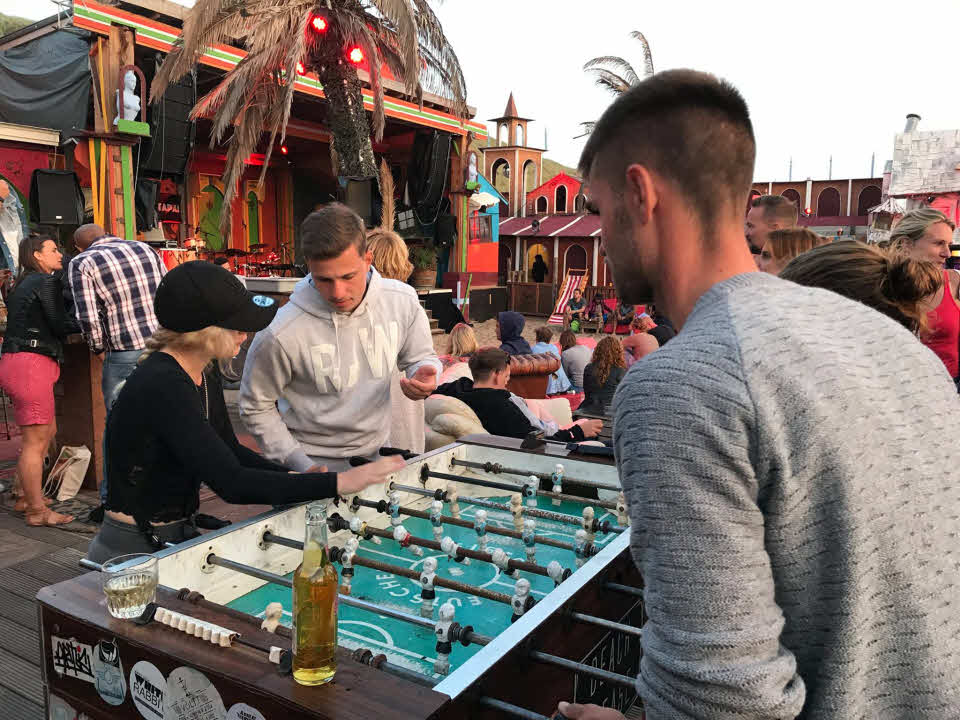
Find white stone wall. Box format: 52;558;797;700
889;129;960;196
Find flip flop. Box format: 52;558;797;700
25;508;74;527
13;496;54;513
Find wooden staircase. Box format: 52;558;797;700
421;301;444;336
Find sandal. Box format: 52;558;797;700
25;508;74;527
13;496;54;513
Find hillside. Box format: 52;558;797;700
0;13;32;36
470;137;578;196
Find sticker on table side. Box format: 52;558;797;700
48;692;78;720
164;666;227;720
51;636;95;684
92;637;127;705
226;704;266;720
130;660;167;720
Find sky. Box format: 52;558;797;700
7;0;958;182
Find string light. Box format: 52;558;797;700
348;47;364;64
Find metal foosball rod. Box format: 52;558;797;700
456;493;625;534
450;457;621;492
569;611;643;638
349;496;599;554
420;466;619;511
528;650;638;689
326;545;514;605
350;648;438;688
605;581;644;597
204;552;492;645
478;697;551;720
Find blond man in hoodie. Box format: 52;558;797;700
239;204;440;472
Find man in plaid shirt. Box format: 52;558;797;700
69;224;165;499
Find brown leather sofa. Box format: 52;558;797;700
505;352;562;400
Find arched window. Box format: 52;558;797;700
246;190;260;250
556;185;568;213
491;159;510;194
536;196;548;213
516;124;524;146
574;194;586;212
781;188;802;211
564;243;588;277
198;183;225;250
857;185;882;216
498;124;506;145
816;187;841;217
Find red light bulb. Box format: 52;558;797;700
311;16;327;32
348;47;364;64
280;145;288;155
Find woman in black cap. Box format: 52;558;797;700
86;261;403;563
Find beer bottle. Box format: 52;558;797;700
292;502;338;685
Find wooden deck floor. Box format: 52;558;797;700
0;507;91;720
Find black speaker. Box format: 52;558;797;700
337;176;381;228
140;58;197;177
29;170;84;225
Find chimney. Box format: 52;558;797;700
904;114;921;133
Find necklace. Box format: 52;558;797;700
199;373;208;422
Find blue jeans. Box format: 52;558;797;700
100;349;142;502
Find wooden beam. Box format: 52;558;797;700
119;0;185;21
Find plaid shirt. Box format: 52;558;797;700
68;236;165;353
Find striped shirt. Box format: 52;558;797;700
68;237;165;353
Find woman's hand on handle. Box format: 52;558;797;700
336;456;405;496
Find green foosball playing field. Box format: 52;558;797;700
227;496;619;678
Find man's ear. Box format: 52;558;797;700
363;249;374;265
624;164;657;226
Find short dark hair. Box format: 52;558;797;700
751;194;799;227
468;347;509;382
301;202;367;261
559;330;577;350
535;326;553;343
579;69;755;232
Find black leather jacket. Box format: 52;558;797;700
2;272;78;362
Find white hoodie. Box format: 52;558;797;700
239;268;440;470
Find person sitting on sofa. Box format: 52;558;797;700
530;326;571;395
433;347;602;442
497;311;532;355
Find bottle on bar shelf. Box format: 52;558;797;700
292;502;339;686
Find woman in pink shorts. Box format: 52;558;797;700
0;234;77;526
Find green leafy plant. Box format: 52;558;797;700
410;245;437;270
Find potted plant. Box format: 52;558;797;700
410;245;437;289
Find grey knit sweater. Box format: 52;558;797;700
613;272;960;720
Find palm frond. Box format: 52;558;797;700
588;68;632;96
574;121;595;139
409;0;468;117
369;0;419;94
629;30;654;77
337;13;387;139
583;55;639;86
379;158;395;230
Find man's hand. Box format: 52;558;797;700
576;418;603;438
400;365;438;401
554;702;624;720
304;464;329;474
336;456;404;495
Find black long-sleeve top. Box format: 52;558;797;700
1;271;79;361
579;364;626;416
105;351;338;526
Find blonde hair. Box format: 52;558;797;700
138;326;237;365
890;208;956;253
765;227;825;264
367;228;413;281
780;240;942;335
449;323;478;357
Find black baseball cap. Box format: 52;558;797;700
155;261;278;333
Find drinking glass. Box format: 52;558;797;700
101;554;158;619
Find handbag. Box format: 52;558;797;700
43;445;91;501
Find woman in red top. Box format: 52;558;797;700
892;208;959;386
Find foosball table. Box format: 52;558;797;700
38;435;645;720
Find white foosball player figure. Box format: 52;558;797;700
522;518;537;563
340;537;359;595
574;529;588;568
524;476;538;509
434;601;456;675
511;578;534;623
547;560;565;587
616;491;629;527
261;602;284;633
491;547;518;579
440;536;470;565
473;509;488;551
510;493;524;532
420;556;438;617
430;499;444;541
350;515;381;544
551;464;564;506
448;486;461;518
582;506;596;545
388;491;401;527
393;524;424;556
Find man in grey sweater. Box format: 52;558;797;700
555;70;960;720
